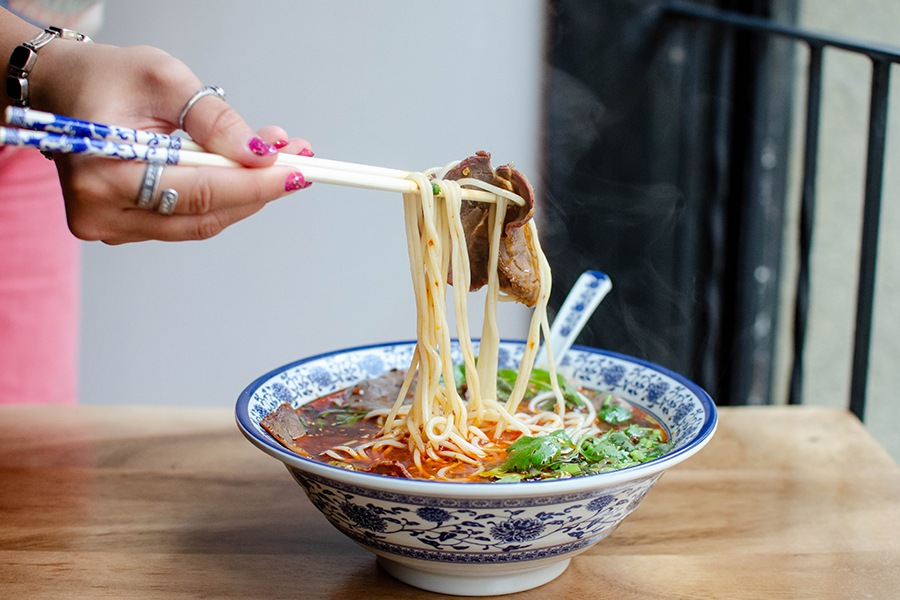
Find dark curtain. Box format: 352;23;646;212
541;0;796;405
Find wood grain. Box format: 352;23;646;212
1;406;897;599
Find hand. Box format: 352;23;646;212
30;41;312;244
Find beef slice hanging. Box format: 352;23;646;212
442;150;540;307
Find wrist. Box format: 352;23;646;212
6;26;93;110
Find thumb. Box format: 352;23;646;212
179;87;278;167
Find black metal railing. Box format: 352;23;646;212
664;2;900;420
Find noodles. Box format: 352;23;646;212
368;155;571;474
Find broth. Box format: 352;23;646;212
262;368;670;482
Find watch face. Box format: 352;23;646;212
5;75;27;103
9;45;37;73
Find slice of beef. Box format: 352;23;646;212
359;459;415;479
260;403;310;456
442;151;541;306
342;368;409;411
261;370;412;457
495;164;540;306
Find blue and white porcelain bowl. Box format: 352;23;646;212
236;341;717;596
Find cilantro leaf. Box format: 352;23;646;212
318;407;369;426
524;368;555;391
498;367;585;410
502;430;574;473
531;368;585;409
599;394;633;424
580;435;630;463
496;369;518;401
453;362;467;390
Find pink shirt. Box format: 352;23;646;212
0;147;79;404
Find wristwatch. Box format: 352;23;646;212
6;26;93;107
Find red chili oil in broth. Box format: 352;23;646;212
285;387;668;482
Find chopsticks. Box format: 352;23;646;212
1;107;514;204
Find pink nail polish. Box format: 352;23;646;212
273;139;289;149
249;137;277;156
299;147;315;157
284;172;311;191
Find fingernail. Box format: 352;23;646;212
284;172;311;191
249;137;277;156
273;139;289;149
299;147;315;157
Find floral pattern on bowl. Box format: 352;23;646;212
291;468;659;563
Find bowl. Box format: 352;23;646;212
236;341;717;596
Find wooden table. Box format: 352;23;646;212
1;405;898;599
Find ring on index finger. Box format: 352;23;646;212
178;85;226;131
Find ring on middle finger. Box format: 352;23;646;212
136;161;165;210
157;188;179;215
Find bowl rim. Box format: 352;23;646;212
235;340;718;496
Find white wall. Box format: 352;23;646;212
79;1;545;406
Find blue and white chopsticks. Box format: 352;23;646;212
6;105;205;152
0;107;504;203
1;124;196;165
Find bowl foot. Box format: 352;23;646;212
377;556;571;596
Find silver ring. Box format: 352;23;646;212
136;162;165;209
157;188;179;215
178;85;226;131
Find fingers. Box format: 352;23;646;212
154;163;310;216
119;165;307;243
179;90;282;168
256;125;314;157
177;94;313;174
56;116;314;244
99;201;269;245
276;137;315;156
57;152;310;244
152;126;314;219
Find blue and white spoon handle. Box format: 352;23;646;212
536;270;612;367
